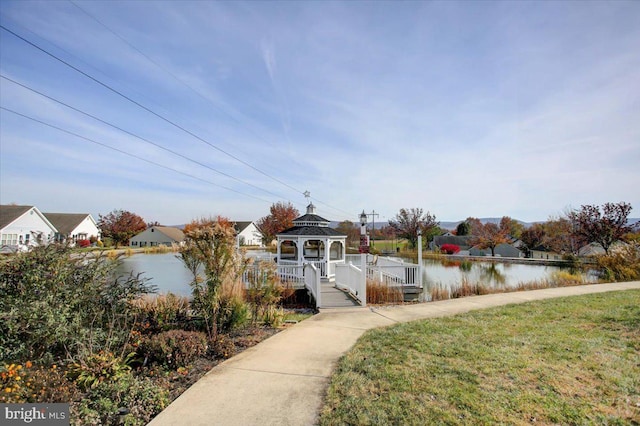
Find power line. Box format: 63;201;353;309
0;24;305;199
0;74;290;202
67;3;357;220
0;106;275;205
0;23;355;219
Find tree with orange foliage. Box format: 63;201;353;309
98;209;146;247
468;218;510;257
256;202;299;245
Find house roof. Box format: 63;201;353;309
234;221;254;233
0;205;33;229
43;213;93;235
153;226;185;242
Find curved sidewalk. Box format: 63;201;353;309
149;281;640;426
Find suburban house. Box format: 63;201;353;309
431;233;525;257
0;205;57;250
44;213;100;245
234;221;264;247
130;226;185;247
529;245;563;260
430;234;472;251
469;240;525;257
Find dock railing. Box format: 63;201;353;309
304;263;321;308
335;262;366;306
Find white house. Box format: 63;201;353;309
234;221;264;247
0;205;57;250
130;226;185;247
44;213;100;245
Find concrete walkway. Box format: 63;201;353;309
149;281;640;426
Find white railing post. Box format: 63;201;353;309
360;251;367;307
418;231;423;289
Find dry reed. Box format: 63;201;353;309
366;279;404;304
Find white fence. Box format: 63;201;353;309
242;262;322;308
345;254;421;288
335;262;366;306
304;263;321;309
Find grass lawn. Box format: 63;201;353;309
320;290;640;425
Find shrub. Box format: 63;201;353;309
0;244;154;363
210;334;235;360
217;294;249;332
440;244;460;254
130;293;191;332
71;373;168;426
67;351;132;391
139;330;207;369
262;305;284;328
245;261;296;325
596;243;640;281
77;239;91;248
1;362;79;403
549;270;585;286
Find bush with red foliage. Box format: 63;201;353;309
440;244;460;254
77;239;91;248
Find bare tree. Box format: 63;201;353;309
568;202;634;254
389;208;439;249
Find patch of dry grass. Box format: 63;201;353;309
320;290;640;425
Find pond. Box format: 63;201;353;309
117;252;597;298
416;258;597;294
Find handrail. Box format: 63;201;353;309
304;263;321;308
335;262;366;306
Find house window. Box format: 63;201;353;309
1;234;19;246
24;234;30;244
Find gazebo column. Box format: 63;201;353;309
323;237;330;278
297;237;305;265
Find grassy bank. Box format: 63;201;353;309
320;290;640;425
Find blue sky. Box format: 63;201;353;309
1;1;638;225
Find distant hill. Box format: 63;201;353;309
439;217;640;231
438;218;534;230
325;218;640;231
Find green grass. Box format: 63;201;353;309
320;290;640;425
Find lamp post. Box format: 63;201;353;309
417;228;423;288
359;210;368;307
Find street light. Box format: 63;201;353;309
360;210;367;228
358;210;368;307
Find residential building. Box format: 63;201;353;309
130;226;185;247
234;221;264;247
0;205;57;250
44;213;100;245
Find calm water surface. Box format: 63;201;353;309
117;253;596;298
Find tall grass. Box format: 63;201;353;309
142;244;180;254
430;270;592;302
366;279;403;304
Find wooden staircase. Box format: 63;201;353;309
320;281;360;308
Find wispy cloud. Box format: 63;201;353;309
1;1;638;224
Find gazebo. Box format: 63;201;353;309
276;203;346;279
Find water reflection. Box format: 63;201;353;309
116;253;193;296
118;253;596;300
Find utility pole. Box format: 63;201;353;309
366;210;379;247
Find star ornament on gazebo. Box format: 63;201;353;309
303;190;311;201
